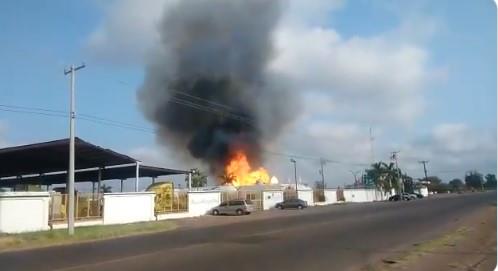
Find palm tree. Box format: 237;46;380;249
184;168;208;188
366;162;384;187
365;162;400;193
219;172;237;185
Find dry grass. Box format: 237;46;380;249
0;220;176;252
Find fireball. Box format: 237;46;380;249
223;151;270;187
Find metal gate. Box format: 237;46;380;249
49;193;102;223
336;188;345;201
313;189;325;202
283;189;298;200
220;190;263;211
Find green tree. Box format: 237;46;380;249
426;176;449;193
185;168;208;187
449;178;464;192
219;172;236;185
465;171;484;190
484;174;497;189
365;162;400;192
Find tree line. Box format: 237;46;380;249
363;162;496;193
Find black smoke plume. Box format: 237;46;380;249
138;0;296;178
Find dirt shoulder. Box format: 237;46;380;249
363;205;496;271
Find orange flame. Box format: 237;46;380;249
224;151;270;187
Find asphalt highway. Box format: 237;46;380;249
0;192;495;271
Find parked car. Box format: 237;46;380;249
412;193;424;198
388;194;410;201
212;200;254;216
275;198;308;210
402;193;418;200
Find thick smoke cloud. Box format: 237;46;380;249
138;0;295;177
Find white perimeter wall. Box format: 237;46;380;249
324;189;337;204
188;191;221;216
298;190;314;206
416;187;429;197
343;189;383;203
262;191;283;210
103;192;155;225
0;192;50;233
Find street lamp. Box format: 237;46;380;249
290;158;298;195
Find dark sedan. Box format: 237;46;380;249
276;198;308;209
389;194;410;201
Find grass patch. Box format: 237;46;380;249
0;220;176;252
372;227;470;271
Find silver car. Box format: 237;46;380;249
212;200;254;216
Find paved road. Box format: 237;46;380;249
1;192;495;271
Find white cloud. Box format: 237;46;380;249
86;1;437;126
270;25;431;125
128;144;187;169
85;1;494;187
264;122;496;187
263;121;373;187
85;0;345;65
399;123;497;180
85;0;179;64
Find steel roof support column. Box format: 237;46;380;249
135;161;141;192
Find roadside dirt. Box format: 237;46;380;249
362;205;496;271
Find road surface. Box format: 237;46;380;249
0;192;495;271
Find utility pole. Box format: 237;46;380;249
369;127;375;164
418;160;429;181
290;158;298;197
319;158;326;189
349;170;361;187
390;151;402;195
64;63;85;236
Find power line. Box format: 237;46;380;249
0;104;66;114
0;107;67;119
169;89;238;112
0;103;384;167
116;80;251;119
168;96;254;125
0;103;154;133
78;114;154;132
78;116;155;134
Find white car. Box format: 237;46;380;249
402;193;418;200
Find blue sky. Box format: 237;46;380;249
0;0;496;186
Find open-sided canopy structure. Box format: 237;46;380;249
0;138;188;187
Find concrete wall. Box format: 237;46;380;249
188;191;221;216
51;219;103;230
323;189;337;204
156;212;194;220
416;187;429;197
103;192;155;225
298;190;314;206
343;189;383;203
0;192;50;233
262;190;284;210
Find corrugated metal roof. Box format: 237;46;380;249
0;138;189;185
